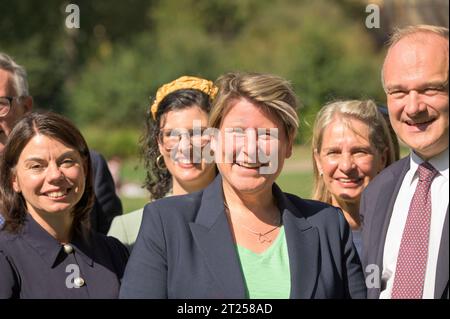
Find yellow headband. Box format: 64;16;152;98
150;76;218;120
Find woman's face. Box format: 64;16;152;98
12;134;86;219
314;117;387;206
158;106;216;189
214;98;293;196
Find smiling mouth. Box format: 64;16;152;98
405;118;435;126
235;162;269;169
44;189;70;199
336;178;362;184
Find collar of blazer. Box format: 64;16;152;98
189;174;320;299
21;213;94;268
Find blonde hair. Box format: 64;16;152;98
382;25;449;90
311;100;396;204
209;72;299;139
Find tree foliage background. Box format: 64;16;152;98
0;0;386;158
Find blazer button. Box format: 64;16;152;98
74;277;85;288
63;244;74;254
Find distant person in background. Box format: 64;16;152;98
312;100;396;256
361;25;449;299
107;156;123;194
119;72;366;299
108;76;218;251
0;112;128;298
0;52;122;233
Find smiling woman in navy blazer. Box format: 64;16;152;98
0;112;128;298
120;72;366;299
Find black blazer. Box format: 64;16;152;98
120;175;366;299
360;157;449;299
90;151;123;234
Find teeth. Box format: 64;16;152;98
46;190;68;198
406;119;432;125
338;178;358;183
237;162;261;168
177;159;192;164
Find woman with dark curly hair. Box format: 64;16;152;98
108;76;217;251
0;112;129;298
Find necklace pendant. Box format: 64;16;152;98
258;233;271;244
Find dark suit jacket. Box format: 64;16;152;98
119;175;366;299
0;214;129;298
90;151;123;234
360;157;449;299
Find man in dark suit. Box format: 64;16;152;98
0;52;122;233
360;25;449;299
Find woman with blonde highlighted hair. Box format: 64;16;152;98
312;99;397;255
120;72;366;299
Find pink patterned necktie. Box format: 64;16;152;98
391;162;438;299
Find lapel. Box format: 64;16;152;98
435;208;449;299
189;175;247;298
273;185;320;299
189;175;320;299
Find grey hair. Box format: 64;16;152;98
0;52;29;96
381;25;449;90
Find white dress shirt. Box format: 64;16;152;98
380;148;449;299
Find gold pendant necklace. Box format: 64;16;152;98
223;201;281;244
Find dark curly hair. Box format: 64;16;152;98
141;89;213;200
0;112;94;235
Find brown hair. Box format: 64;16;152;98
142;88;214;200
0;112;94;235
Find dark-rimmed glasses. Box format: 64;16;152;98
0;96;16;117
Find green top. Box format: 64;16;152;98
107;208;144;252
236;226;291;299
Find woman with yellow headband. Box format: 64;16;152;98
108;76;217;251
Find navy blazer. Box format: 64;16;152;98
360;157;449;299
120;175;366;299
90;151;123;234
0;214;129;298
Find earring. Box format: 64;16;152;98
156;154;166;170
319;171;323;177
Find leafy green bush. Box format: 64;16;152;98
81;126;142;159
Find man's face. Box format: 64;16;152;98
383;33;449;160
0;69;32;154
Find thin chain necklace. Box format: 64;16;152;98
223;201;281;244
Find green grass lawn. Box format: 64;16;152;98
121;196;149;214
276;171;313;199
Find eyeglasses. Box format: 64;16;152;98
158;128;211;150
0;96;16;117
